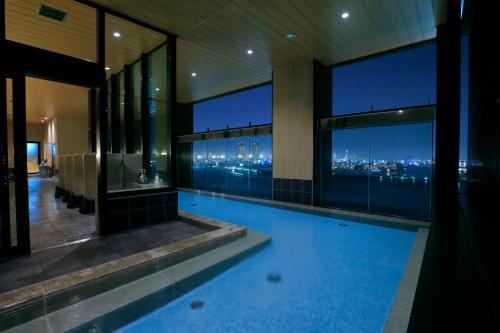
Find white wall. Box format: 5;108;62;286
7;121;45;169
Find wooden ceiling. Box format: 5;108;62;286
5;0;165;77
92;0;437;103
6;77;89;123
6;0;438;103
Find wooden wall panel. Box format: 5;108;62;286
272;60;313;180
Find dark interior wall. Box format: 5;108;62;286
467;2;500;195
462;0;500;322
409;1;500;331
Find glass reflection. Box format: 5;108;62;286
190;135;272;199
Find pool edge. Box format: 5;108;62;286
384;227;429;333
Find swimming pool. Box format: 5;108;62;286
111;192;417;333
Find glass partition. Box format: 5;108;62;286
319;107;434;220
117;72;125;152
148;44;170;187
131;61;142;154
368;123;433;218
184;134;272;200
106;80;112;153
104;14;169;193
324;128;370;211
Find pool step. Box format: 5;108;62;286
0;213;248;332
2;230;271;333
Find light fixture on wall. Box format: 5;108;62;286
113;32;121;38
105;67;110;71
341;12;349;19
155;88;160;91
247;49;253;55
191;72;197;77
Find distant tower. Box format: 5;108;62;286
252;141;258;157
344;149;349;161
235;141;246;158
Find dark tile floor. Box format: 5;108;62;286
9;177;96;251
0;221;207;293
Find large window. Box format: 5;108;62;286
320;108;434;220
193;84;272;132
181;84;273;199
332;43;436;115
187;134;272;199
321;44;437;220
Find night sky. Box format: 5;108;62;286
193;39;469;162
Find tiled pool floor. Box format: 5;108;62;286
116;192;419;333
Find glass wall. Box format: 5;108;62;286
193;84;272;132
184;83;273;199
322;43;437;220
320;110;434;220
106;80;112;153
148;45;170;186
188;134;272;199
104;14;170;192
117;72;126;153
332;43;436;115
131;61;142;154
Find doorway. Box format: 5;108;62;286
1;75;97;253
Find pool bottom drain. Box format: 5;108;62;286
191;300;204;309
267;273;282;283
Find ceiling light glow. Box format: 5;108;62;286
105;67;110;71
191;72;197;77
341;12;349;19
113;31;121;38
285;32;297;41
247;49;253;55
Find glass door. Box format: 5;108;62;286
0;75;29;255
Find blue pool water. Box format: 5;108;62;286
118;192;416;333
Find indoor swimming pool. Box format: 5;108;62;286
112;191;417;333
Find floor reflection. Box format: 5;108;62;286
9;177;96;251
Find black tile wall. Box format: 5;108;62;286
272;178;312;205
106;191;178;234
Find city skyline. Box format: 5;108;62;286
192;39;469;162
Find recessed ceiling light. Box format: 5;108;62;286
44;117;48;120
191;72;197;77
341;12;349;19
247;49;253;55
155;88;160;91
105;66;110;71
113;32;121;38
41;119;44;122
285;32;297;41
